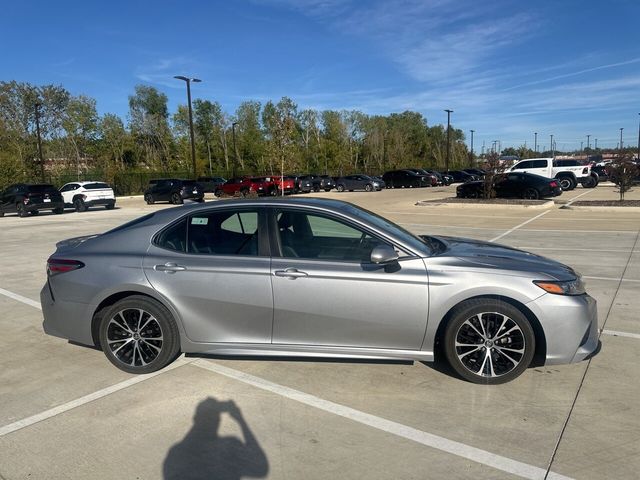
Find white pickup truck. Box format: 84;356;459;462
506;158;596;190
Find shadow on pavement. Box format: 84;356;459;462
163;397;269;480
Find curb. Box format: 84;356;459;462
560;205;640;212
415;200;555;210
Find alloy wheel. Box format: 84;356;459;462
106;308;163;367
454;312;526;379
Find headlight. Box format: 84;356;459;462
534;278;586;295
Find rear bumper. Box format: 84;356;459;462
84;198;116;207
26;201;64;211
40;283;94;345
180;192;204;200
526;293;599;365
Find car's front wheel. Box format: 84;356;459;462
336;184;345;192
443;299;535;384
99;296;180;374
145;194;155;205
171;193;183;204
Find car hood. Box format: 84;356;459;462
425;235;578;281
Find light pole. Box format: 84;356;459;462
580;141;583;153
174;75;202;178
534;132;538;153
586;134;590;150
637;113;640;161
595;138;598;150
444;109;453;171
550;134;554;157
232;122;239;177
619;128;624;150
34;102;45;182
469;129;474;167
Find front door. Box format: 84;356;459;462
270;208;429;350
143;207;273;343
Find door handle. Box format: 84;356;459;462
274;268;308;279
155;262;187;273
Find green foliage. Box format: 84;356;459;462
608;155;638;201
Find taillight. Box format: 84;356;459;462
550;181;558;188
47;258;85;276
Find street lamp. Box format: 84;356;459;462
444;109;453;171
550;134;554;157
619;128;624;150
469;129;474;167
231;122;239;177
586;134;590;150
174;75;202;177
637;113;640;161
34;102;45;182
580;141;583;153
534;132;538;153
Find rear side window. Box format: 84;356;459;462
155;218;188;252
27;184;56;193
187;210;260;256
532;160;548;168
84;182;110;189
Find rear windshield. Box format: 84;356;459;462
103;213;156;235
84;182;110;189
27;184;56;193
182;180;198;186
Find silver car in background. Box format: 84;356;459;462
41;198;598;384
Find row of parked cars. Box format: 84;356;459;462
0;181;116;218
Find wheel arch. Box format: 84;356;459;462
433;294;547;367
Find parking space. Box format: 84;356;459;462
1;185;639;479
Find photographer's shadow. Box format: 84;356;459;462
163;397;269;480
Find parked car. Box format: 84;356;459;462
405;169;438;186
456;172;562;200
335;174;383;192
292;175;313;193
144;179;204;204
506;158;592;190
0;184;64;217
272;176;296;195
59;181;116;212
41;198;598;384
299;174;335;192
382;170;432;188
424;170;451;186
447;171;479;183
197;176;226;193
251;177;279;196
370;176;387;189
214;177;255;197
463;168;486;178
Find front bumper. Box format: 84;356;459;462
526;293;599;365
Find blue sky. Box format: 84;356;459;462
2;0;639;151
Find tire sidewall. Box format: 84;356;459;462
443;299;535;384
99;296;180;374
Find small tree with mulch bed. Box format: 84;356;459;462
607;155;639;201
481;152;508;199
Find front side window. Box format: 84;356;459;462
513;161;532;170
276;210;385;262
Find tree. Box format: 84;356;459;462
128;85;172;169
62;95;98;177
234;101;264;173
608;155;638;201
262;97;298;176
481;151;507;199
99;114;128;169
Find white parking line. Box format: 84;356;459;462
193;360;571;480
489;210;552;242
562;189;594;207
0;287;42;310
0;358;193;437
601;329;640;340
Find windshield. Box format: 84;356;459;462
27;184;56;193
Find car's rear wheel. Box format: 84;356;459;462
522;188;539;200
17;203;28;218
214;189;222;197
99;296;180;374
443;299;535;384
106;203;115;210
336;185;345;192
365;184;373;192
171;193;183;204
145;194;155;204
581;174;598;188
74;198;87;212
324;188;331;192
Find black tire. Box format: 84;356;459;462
145;194;155;205
239;189;249;198
53;207;64;214
195;198;205;203
30;210;39;215
105;203;115;210
324;188;331;192
214;189;222;198
522;188;539;200
269;187;278;197
336;184;345;192
365;184;373;192
0;209;4;217
581;174;598;188
443;298;535;384
557;176;576;191
171;193;183;205
74;198;87;212
99;295;181;374
17;203;28;218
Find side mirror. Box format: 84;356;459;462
370;244;399;264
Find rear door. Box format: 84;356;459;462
269;208;429;350
143;207;273;343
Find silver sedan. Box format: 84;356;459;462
41;198;598;384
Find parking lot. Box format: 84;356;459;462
1;184;639;480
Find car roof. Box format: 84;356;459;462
66;181;109;186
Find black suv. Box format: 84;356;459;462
197;176;226;193
144;179;204;204
299;174;335;192
0;184;65;217
381;170;431;188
